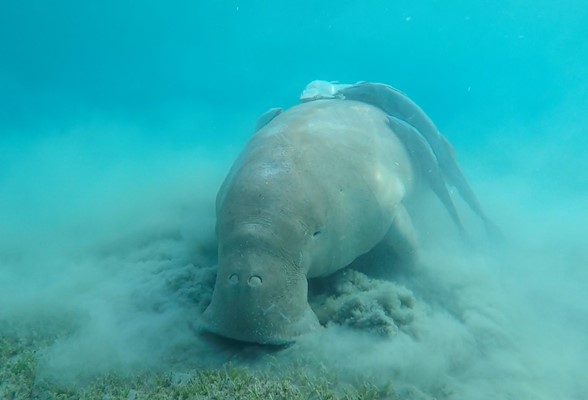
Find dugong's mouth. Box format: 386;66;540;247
201;299;319;346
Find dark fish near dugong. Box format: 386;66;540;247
202;81;493;344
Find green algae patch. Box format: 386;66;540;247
0;320;390;400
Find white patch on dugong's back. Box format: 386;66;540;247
202;99;417;344
299;80;351;102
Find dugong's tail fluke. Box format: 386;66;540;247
337;83;456;180
334;81;496;234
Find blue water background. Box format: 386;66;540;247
2;1;586;149
1;1;586;231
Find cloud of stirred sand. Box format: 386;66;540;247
0;110;587;399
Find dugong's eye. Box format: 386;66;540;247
312;230;322;238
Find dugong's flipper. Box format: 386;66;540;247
383;203;418;264
255;107;283;132
337;82;495;234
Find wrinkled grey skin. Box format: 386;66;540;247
202;99;416;344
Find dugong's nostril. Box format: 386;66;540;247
248;275;262;287
228;273;239;284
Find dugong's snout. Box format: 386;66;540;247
201;258;319;345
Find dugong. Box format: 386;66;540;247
202;82;489;344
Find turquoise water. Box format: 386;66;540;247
1;1;587;398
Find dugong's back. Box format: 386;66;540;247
216;99;414;278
